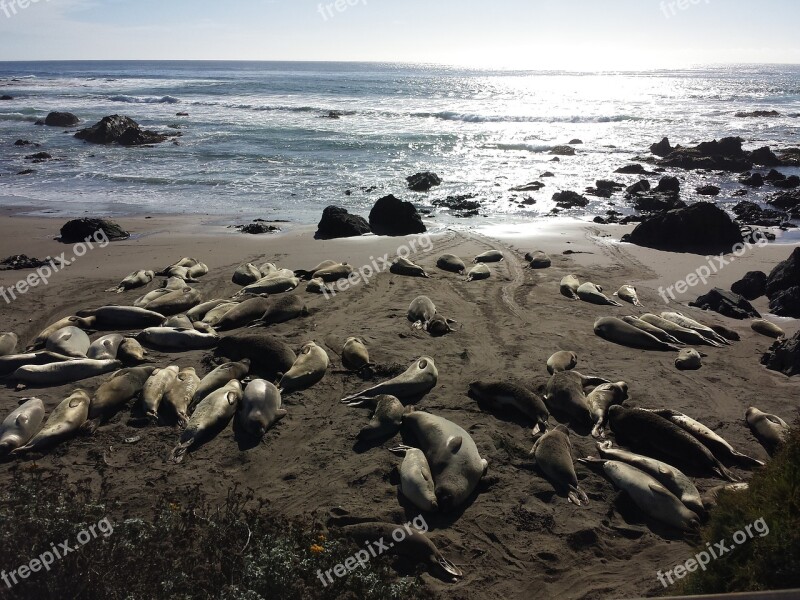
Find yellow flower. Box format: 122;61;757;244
310;544;325;554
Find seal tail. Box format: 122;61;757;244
568;485;589;506
731;451;766;469
104;285;123;293
169;439;193;464
80;418;102;436
714;461;742;483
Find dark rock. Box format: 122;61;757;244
593;216;608;224
768;189;800;211
655;176;681;195
732;201;787;227
658;137;752;172
736;110;780;118
731;271;767;300
406;172;442;192
24;152;51;160
632;193;687;213
650;137;673;157
765;169;786;182
44;112;80;127
689;288;761;320
739;172;764;187
625;180;650;195
769;286;800;318
176;112;189;117
0;255;51;270
0;95;13;101
552;190;589;209
749;146;782;167
761;330;800;377
551;145;576;156
696;185;721;196
16;169;35;175
369;195;426;236
623;202;743;253
315;206;370;239
568;139;583;145
773;175;800;190
540;171;555;178
510;181;545;192
732;189;748;197
14;139;32;146
433;194;481;214
75;115;169;146
59;218;129;243
615;164;649;175
597;180;623;191
766;248;800;299
239;222;280;235
550;157;560;162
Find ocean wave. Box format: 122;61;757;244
108;95;180;104
412;111;641;123
0;112;40;122
486;143;554;153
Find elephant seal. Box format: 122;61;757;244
141;365;180;421
640;314;721;347
202;302;239;327
137;327;220;351
293;260;339;280
745;407;789;457
106;269;155;293
530;425;588;505
0;332;19;357
594;317;681;351
87;334;125;360
701;483;749;509
426;314;456;337
145;287;202;316
391;257;429;278
560;275;580;300
13;359;122;386
437;254;465;274
614;285;643;306
0;351;71;376
117;337;149;364
544;370;610;424
390;446;438;511
526;251;551;269
233;263;263;286
341;337;373;371
84;366;157;432
338;522;462;581
401;411;488;511
304;263;353;283
675;348;703;371
546;351;578;375
608;406;739;481
249;296;309;328
45;326;91;358
28;316;94;350
278;342;329;394
661;312;729;346
586;382;628;438
473;250;503;264
408;296;437;329
237;379;286;438
651;409;764;468
187;262;208;278
163;314;193;330
468;381;549;435
466;263;490;282
710;324;741;342
194;359;251;405
163;367;200;427
0;397;45;456
169;380;242;463
259;262;279;277
160;257;200;274
215;297;272;330
134;288;172;308
581;459;699;531
751;319;785;339
577;283;622;306
217;332;296;380
344;395;406;441
306;277;333;294
88;306;165;329
237;275;299;296
12;390;90;455
593;441;704;515
621;316;682;345
187;299;230;322
341;357;438;403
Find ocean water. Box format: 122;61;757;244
0;61;799;226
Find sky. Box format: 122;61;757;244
0;0;798;69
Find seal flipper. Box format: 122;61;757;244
169;438;193;464
567;485;589;506
80;417;102;436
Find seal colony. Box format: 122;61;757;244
0;221;797;600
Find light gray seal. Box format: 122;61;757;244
577;283;622;306
526;251;551;269
621;316;682;345
745;407;789;457
0;397;45;456
141;365;180;422
614;285;643;306
86;306;165;329
163;314;194;330
106;269;155;293
12;390;90;455
660;312;729;346
400;411;488;511
215;297;272;330
675;348;703;371
390;446;438;512
0;332;19;357
84;365;157;432
278;342;329;394
117;338;150;364
608;406;739;481
473;250;503;263
751;319;786;339
594;317;681;351
187;299;230;322
0;352;71;376
248;296;309;328
28;316;94;350
201;302;238;327
546;351;577;375
342;394;405;441
237;379;286;438
306;277;333;294
586;381;628;438
13;358;122;386
640;314;722;347
651;409;764;468
544;370;611;424
237;275;300;296
144;287;202;316
437;254;465;274
163;367;200;427
137;327;220;350
194;359;251;405
391;257;429;278
341;337;373;371
560;275;580;300
408;296;437;329
87;334;125;360
466;263;490;282
134;288;173;308
233;263;263;286
530;425;588;505
468;380;549;435
45;326;91;358
169;380;242;463
293;260;339;280
341;356;438;403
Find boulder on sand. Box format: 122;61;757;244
406;172;442;192
58;218;129;243
622;202;743;253
689;288;761;320
369;195;426;236
769;287;800;318
766;248;800;298
44;112;80;127
315;206;371;239
731;271;767;300
761;330;800;377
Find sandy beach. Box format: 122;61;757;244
0;209;798;599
